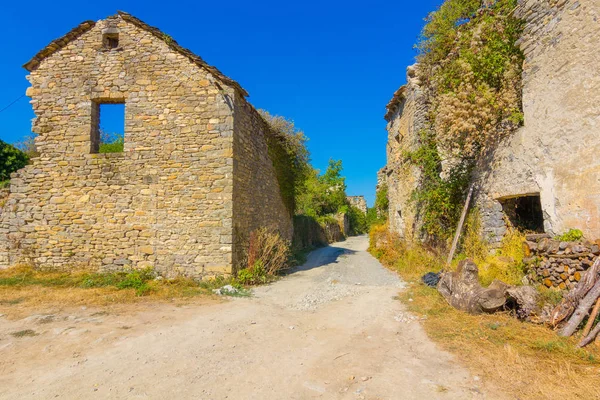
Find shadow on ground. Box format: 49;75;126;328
289;245;357;274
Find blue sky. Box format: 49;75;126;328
0;0;441;206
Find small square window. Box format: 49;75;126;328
91;102;125;154
103;33;119;50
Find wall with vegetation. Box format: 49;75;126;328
477;0;600;241
383;0;600;246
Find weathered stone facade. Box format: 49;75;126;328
347;196;367;214
383;0;600;244
476;0;600;243
383;65;427;238
0;12;292;277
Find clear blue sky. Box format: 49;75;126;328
0;0;441;206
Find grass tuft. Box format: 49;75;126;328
11;329;37;338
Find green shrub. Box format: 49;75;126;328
556;229;584;242
0;140;29;181
99;132;124;153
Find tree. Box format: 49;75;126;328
0;139;29;183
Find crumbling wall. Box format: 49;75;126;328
347;196;367;214
232;96;293;272
477;0;600;242
384;65;427;239
0;16;235;277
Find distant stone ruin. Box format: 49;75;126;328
382;0;600;243
347;196;367;214
0;12;292;278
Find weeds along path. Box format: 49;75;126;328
0;235;505;399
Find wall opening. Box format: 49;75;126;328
91;102;125;154
103;33;119;49
499;194;545;233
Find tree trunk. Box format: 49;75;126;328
558;278;600;337
581;298;600;338
437;259;539;318
578;321;600;348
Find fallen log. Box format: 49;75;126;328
578;321;600;348
558;278;600;337
550;257;600;327
437;259;539;318
581;298;600;338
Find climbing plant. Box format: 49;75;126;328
406;0;524;242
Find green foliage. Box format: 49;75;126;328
237;261;272;285
0;266;157;297
260;110;310;215
99;132;124;153
296;159;348;218
347;205;367;235
405;131;472;242
556;229;584;242
417;0;480;67
0;140;29;181
374;183;389;217
406;0;524;244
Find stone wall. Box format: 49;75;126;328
383;65;427;239
0;14;292;278
476;0;600;242
383;0;600;245
347;196;367;214
524;234;600;290
232;96;293;272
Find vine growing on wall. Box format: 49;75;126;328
407;0;524;242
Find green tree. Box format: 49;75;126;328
0;140;29;184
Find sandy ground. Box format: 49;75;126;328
0;235;505;399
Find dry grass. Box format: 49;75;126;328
0;265;223;318
369;224;600;400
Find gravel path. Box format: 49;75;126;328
0;235;504;399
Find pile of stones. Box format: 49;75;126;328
524;234;600;290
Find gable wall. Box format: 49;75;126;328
0;16;235;277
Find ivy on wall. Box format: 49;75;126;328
406;0;524;242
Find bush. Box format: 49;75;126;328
556;229;584;242
238;228;291;285
0;140;29;182
99;132;124;153
260;111;310;215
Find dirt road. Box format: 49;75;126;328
0;235;501;399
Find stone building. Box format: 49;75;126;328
475;0;600;242
383;65;427;239
383;0;600;243
346;196;367;214
0;12;292;277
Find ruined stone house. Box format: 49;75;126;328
0;12;292;277
346;196;367;214
383;0;600;243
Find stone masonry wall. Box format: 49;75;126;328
384;65;428;239
347;196;367;214
477;0;600;242
0;16;237;277
232;96;293;272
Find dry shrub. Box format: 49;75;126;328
246;228;291;275
462;210;527;286
369;223;444;281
